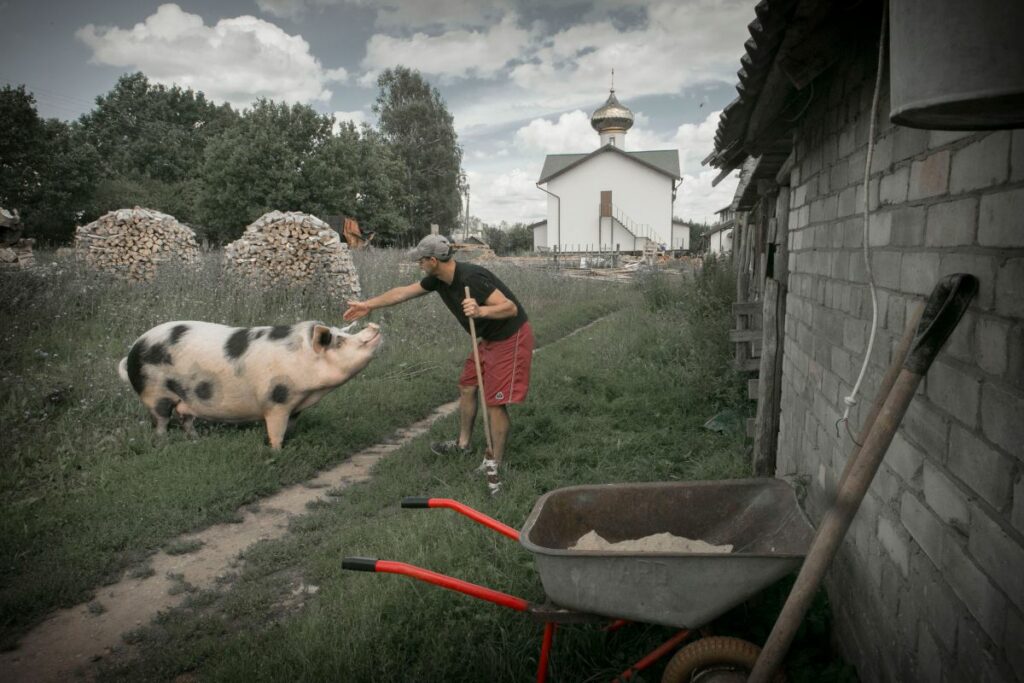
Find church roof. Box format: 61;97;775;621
591;89;635;132
538;146;681;183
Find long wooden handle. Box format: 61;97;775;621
465;287;494;455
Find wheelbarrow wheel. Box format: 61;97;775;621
660;636;784;683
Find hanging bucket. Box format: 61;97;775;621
889;0;1024;130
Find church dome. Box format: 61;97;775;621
591;89;634;132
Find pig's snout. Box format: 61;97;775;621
359;323;382;346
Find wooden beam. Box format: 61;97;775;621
752;278;787;476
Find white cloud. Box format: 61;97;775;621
257;0;513;28
77;3;347;110
466;166;545;224
513;110;594;153
332;109;370;132
670;109;721;175
675;169;739;223
511;1;752;102
361;14;534;80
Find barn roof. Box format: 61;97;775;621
704;0;877;208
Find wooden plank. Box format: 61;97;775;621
752;278;787;476
730;328;762;343
733;301;761;316
748;378;760;400
746;418;756;438
736;357;761;372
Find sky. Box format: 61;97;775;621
1;0;750;226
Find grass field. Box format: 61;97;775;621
0;249;629;648
2;251;852;681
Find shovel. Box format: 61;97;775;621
749;272;978;683
465;287;499;491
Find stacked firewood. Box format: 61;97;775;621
74;207;200;281
0;208;35;268
223;211;362;299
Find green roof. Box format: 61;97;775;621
538;146;681;183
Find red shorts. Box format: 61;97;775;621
458;322;534;406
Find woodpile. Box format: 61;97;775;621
0;208;34;268
223;211;361;299
74;207;200;281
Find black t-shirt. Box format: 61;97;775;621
420;261;528;341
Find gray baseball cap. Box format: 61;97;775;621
409;234;453;261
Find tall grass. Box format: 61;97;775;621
0;249;630;647
92;261;779;682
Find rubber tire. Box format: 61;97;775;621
660;636;784;683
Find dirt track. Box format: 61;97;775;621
0;402;458;683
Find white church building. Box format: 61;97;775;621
534;88;683;253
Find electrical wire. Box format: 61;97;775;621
837;0;887;442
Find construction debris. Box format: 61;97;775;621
223;211;362;299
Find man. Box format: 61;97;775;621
343;234;533;495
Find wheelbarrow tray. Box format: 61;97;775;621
519;478;814;629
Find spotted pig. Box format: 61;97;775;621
117;320;382;448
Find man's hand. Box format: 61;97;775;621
462;296;481;318
343;300;371;321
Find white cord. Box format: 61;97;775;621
838;1;887;439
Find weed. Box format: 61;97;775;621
164;539;204;556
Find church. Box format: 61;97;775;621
533;87;683;253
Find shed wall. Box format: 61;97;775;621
776;41;1024;682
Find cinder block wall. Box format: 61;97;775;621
775;40;1024;682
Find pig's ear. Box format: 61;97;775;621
312;325;334;353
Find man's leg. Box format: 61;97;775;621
487;404;510;464
457;384;478;449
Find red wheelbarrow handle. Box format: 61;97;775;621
401;496;521;541
341;557;530;612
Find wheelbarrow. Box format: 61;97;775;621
343;273;977;682
343;478;815;682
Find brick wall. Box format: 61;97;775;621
775;41;1024;682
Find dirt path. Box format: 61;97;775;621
0;404;459;683
0;315;613;683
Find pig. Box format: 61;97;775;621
117;320;382;448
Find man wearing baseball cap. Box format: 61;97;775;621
343;234;533;495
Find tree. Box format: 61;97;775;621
0;85;98;242
78;73;237;225
197;99;335;241
373;67;463;241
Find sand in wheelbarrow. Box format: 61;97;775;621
569;530;733;553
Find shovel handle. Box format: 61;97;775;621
904;273;979;375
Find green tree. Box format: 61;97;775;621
348;126;409;245
0;85;98;242
197;99;334;241
372;67;463;241
78;73;237;224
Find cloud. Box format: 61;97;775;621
256;0;513;28
675;169;739;223
332;109;370;132
361;14;534;81
77;3;347;109
466;166;545;224
513;110;594;153
511;1;752;102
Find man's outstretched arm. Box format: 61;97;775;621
344;282;428;321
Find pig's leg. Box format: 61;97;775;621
264;409;290;449
151;397;176;435
181;414;198;439
175;403;198;439
285;411;301;438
